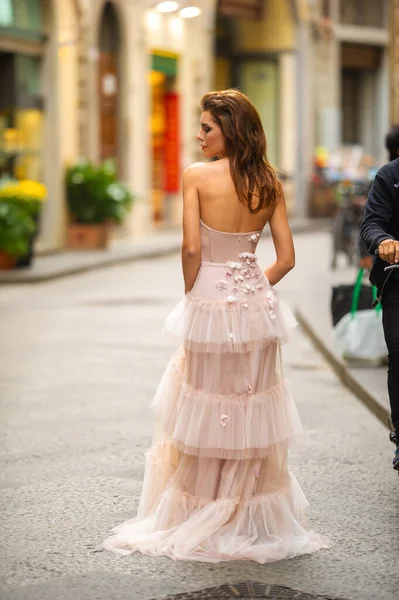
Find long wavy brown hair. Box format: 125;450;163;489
200;89;279;213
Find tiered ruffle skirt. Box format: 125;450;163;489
103;281;327;562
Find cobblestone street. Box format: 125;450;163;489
0;233;398;600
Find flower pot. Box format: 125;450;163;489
67;222;111;250
0;251;17;270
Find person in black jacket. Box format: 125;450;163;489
360;125;399;472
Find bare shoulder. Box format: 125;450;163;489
183;161;221;183
183;162;208;180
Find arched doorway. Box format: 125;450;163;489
98;1;121;168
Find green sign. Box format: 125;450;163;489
152;54;178;77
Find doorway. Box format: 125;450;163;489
340;43;384;157
239;60;278;165
98;2;121;169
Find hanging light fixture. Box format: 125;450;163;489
179;6;202;18
155;1;180;13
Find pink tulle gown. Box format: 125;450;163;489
102;219;327;562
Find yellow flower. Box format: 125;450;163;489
0;179;47;202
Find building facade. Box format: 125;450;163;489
211;0;391;216
81;0;215;243
1;0;393;250
0;0;215;251
213;0;298;213
308;0;389;159
143;1;215;228
300;0;390;213
0;0;75;251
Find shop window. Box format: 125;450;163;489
341;65;379;155
0;52;43;181
341;70;360;144
238;60;278;166
0;108;43;181
0;0;13;27
13;0;42;31
340;0;385;28
149;53;180;222
0;2;45;185
341;43;382;71
0;0;44;40
17;56;42;102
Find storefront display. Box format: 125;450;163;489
310;145;379;218
150;51;180;223
164;92;180;194
0;0;45;183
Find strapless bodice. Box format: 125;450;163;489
200;219;263;263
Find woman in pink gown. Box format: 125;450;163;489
103;89;327;563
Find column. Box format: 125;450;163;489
295;16;313;218
124;0;151;237
279;52;297;215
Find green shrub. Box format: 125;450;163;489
0;202;35;256
65;159;134;224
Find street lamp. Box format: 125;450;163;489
155;1;180;13
153;1;202;18
179;6;202;18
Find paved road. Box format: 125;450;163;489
0;233;398;600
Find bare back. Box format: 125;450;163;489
195;158;275;233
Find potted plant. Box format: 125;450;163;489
0;179;47;267
65;159;134;249
0;201;35;269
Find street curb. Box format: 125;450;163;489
0;244;181;285
0;219;331;285
295;308;390;429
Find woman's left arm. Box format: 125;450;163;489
181;165;202;294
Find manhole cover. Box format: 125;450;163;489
156;581;346;600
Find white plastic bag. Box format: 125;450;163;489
334;308;387;362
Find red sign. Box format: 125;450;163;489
164;92;180;193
